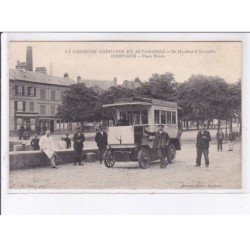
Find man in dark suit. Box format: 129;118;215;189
73;127;85;166
95;125;108;164
64;132;72;149
144;124;170;168
195;123;211;167
31;134;40;150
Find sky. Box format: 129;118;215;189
9;41;242;84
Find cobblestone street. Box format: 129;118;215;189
9;140;241;190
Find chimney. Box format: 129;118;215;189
77;76;81;83
35;67;47;74
64;73;69;78
16;61;27;71
114;77;117;85
26;46;33;71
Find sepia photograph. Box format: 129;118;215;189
6;39;242;190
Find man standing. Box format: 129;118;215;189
64;133;71;149
31;134;40;150
195;123;211;167
95;125;108;164
73;127;85;166
216;128;224;151
144;125;169;168
39;131;57;168
18;124;25;140
228;129;235;151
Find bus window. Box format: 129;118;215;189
141;110;148;124
172;111;176;124
154;110;160;124
161;110;166;124
167;111;171;124
132;111;140;125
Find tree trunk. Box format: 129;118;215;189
196;121;199;130
218;119;221;130
207;120;210;129
225;120;228;141
229;118;233;132
186;120;189;130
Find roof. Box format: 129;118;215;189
103;102;152;108
79;79;117;90
104;97;178;109
9;68;75;86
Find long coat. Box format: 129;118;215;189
95;131;108;148
73;133;85;151
196;130;211;148
144;130;170;150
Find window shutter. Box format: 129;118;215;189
22;86;25;95
34;87;36;96
23;101;26;112
14;101;17;111
14;85;17;95
27;87;30;96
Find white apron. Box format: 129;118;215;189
39;135;55;159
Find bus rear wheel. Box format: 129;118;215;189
166;144;176;163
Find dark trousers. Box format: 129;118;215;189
74;148;83;163
196;147;209;166
98;146;106;163
217;140;223;151
157;147;167;166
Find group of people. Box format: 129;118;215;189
216;128;238;152
194;124;239;168
25;121;239;169
18;124;49;140
31;125;107;169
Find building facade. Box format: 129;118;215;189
9;69;76;135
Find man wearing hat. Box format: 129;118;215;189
73;127;85;165
195;123;211;167
95;125;108;164
144;124;169;168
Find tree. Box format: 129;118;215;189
136;72;177;101
57;83;99;124
227;80;241;133
176;75;230;129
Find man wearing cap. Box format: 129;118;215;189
195;123;211;167
73;127;85;166
144;124;169;168
39;131;57;168
95;125;108;164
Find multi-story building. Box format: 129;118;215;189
9;68;75;135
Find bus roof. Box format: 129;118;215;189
103;97;179;109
